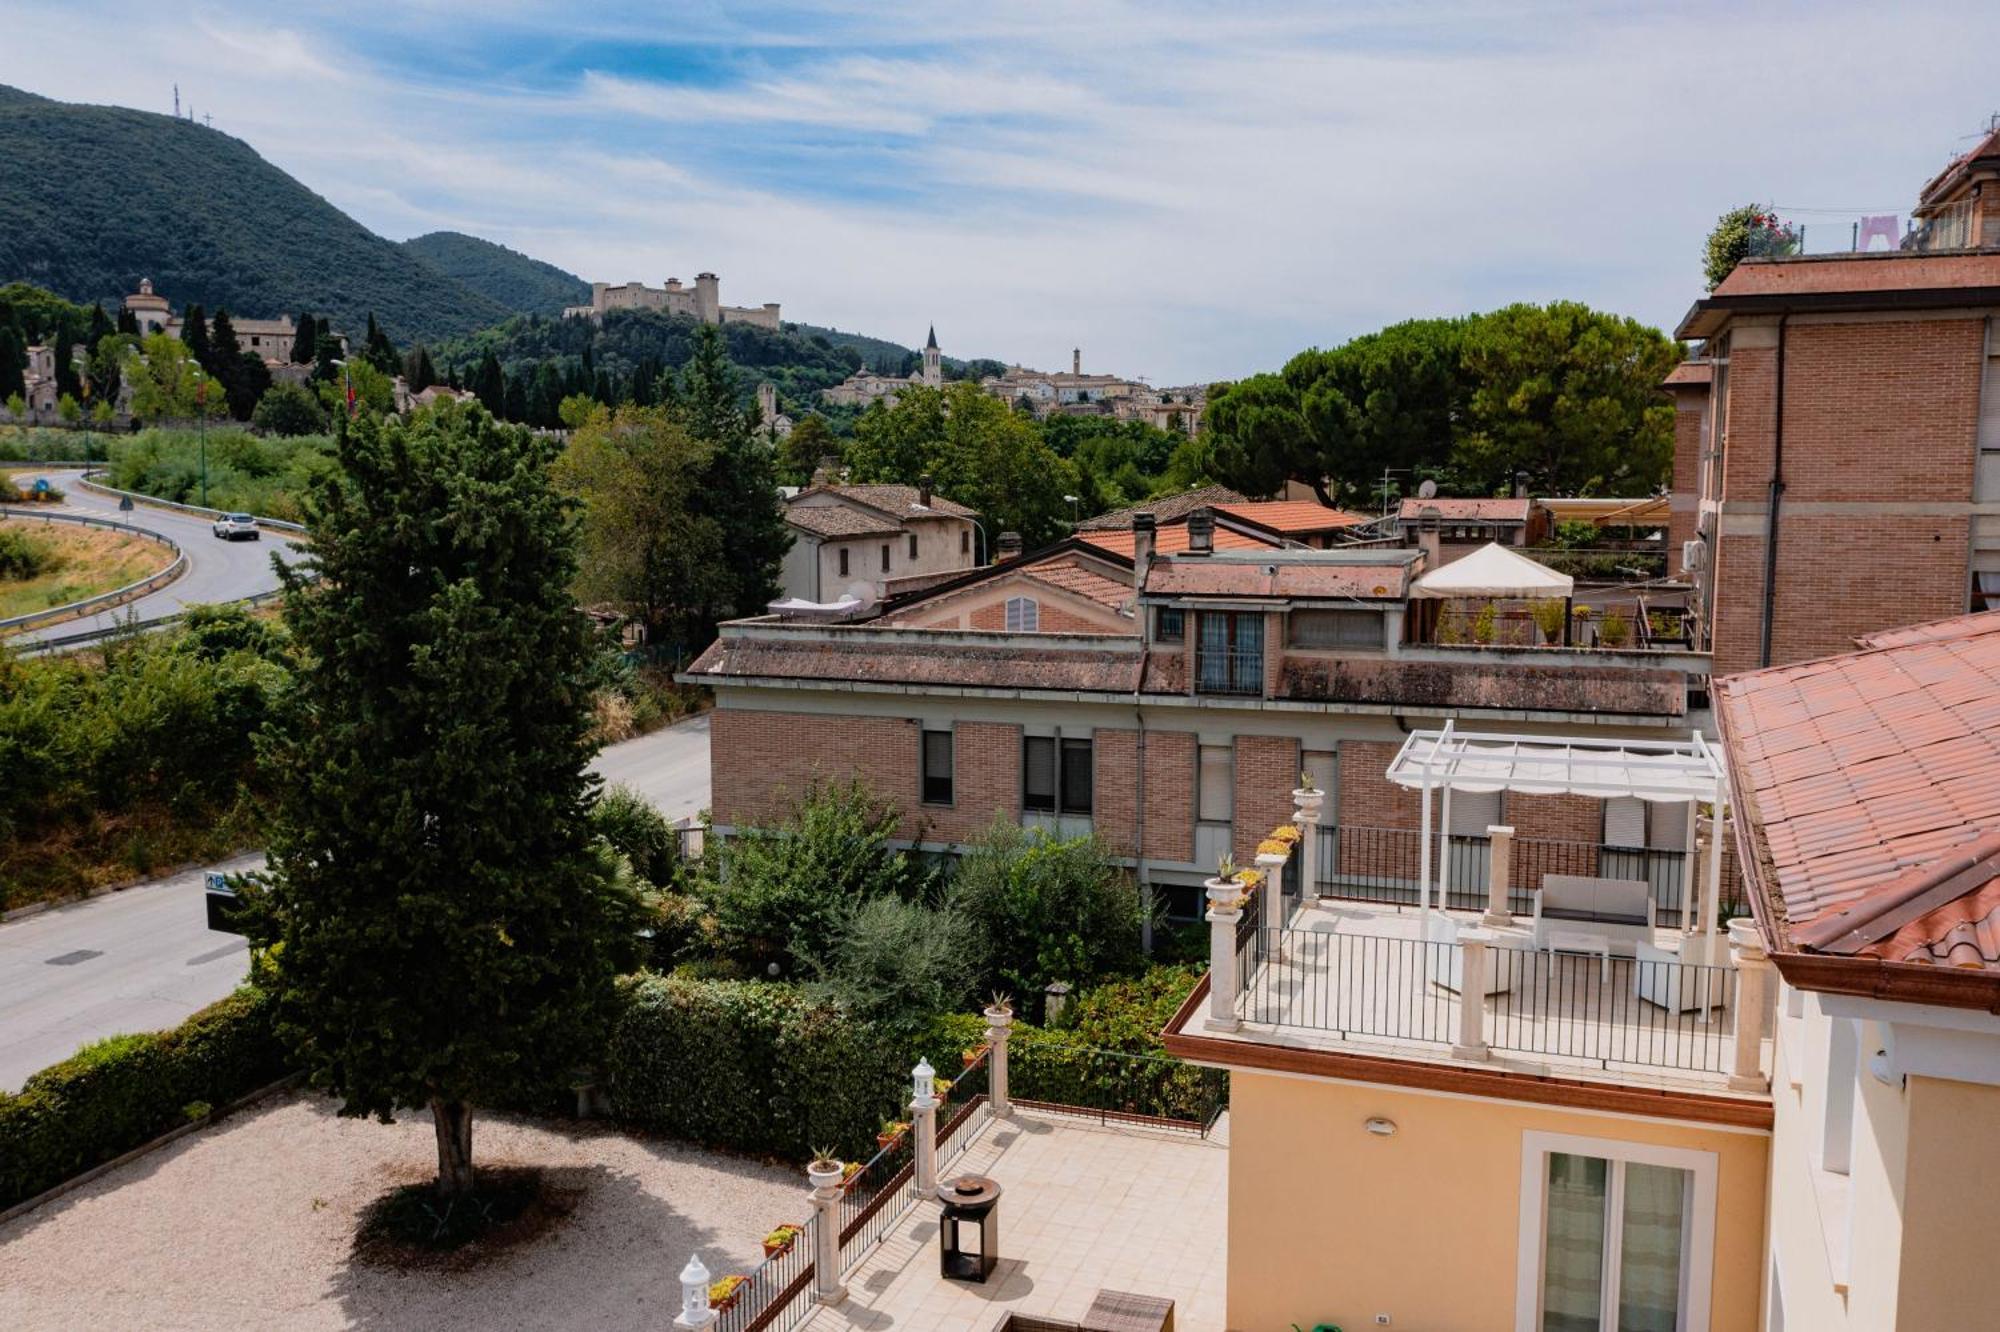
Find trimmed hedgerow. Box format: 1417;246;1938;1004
603;973;905;1161
0;986;288;1209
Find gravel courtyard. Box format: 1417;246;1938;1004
0;1090;803;1331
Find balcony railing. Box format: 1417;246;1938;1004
1238;925;1738;1075
1314;824;1746;928
1195;646;1264;695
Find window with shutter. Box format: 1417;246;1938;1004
839;547;849;577
1023;736;1056;812
1449;789;1502;837
1006;597;1040;632
1198;745;1234;823
909;533;919;560
1289;609;1386;649
1603;796;1648;849
881;543;891;572
921;730;954;805
1060;738;1093;815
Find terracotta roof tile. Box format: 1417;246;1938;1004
1715;610;2000;970
1075;486;1246;531
687;630;1139;693
794;483;975;519
1662;361;1712;388
786;505;903;538
1711;250;2000;299
1213;500;1372;534
1080;526;1274;557
1020;556;1133;611
1395;497;1533;523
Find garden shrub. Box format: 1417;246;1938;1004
603;973;904;1161
0;525;53;579
698;779;912;978
0;987;289;1208
591;783;679;887
815;894;983;1023
945;818;1148;1008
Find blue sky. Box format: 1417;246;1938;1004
7;1;2000;382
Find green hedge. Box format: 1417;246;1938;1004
603;973;906;1161
0;987;289;1209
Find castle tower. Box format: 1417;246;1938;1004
695;273;721;325
922;325;942;387
1072;347;1081;376
757;380;778;422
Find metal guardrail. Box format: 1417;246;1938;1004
0;508;187;633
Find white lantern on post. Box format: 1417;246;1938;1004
912;1056;936;1106
675;1253;715;1329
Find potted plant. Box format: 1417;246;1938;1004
709;1275;749;1312
1206;855;1243;911
960;1047;983;1069
933;1076;954;1104
1293;771;1324;818
762;1224;804;1258
807;1149;844;1192
1272;822;1302;846
1530;598;1567;646
1571;603;1596;647
1599;608;1632;648
841;1161;865;1190
1471;601;1498;646
876;1119;910;1150
984;990;1014;1023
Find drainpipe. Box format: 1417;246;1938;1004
1758;315;1789;668
1132;512;1156;953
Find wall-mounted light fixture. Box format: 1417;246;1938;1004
1364;1117;1398;1137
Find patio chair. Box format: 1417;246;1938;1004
1530;874;1655;945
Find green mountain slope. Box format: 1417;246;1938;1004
0;86;509;343
400;231;589;316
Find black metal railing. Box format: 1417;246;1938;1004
723;1212;817;1332
1234;881;1263;980
1010;1037;1230;1135
1237;926;1738;1075
1311;825;1743;928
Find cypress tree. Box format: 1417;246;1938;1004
504;373;528;423
474;352;506;416
249;406;641;1199
293;312;319;365
180;303;212;368
88;305;113;344
363;313;399;375
117;306;140;337
209;309;250;416
679;323;790;635
0;327;24;400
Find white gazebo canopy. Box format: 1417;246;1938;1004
1411;542;1573;599
1384;722;1732;941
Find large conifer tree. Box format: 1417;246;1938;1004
679;323;790;637
249;404;641;1197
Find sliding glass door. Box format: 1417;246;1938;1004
1535;1149;1697;1331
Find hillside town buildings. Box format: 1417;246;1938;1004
124;278;302;361
820;325;943;407
562;272;781;329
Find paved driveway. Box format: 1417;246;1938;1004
0;715;712;1090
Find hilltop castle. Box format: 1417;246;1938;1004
562;272;781;329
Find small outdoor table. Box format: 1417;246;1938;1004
937;1173;1002;1283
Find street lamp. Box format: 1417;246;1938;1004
1063;493;1080;527
191;366;209;508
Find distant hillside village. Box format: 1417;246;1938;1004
822;325;1207;434
561;271;782;330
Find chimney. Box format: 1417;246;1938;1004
1186;507;1214;555
996;531;1023;563
1131;511;1157;593
1417;505;1442;569
1072;347;1081;375
918;473;933;508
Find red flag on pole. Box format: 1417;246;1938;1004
345;364;356;417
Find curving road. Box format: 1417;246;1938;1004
4;472;305;647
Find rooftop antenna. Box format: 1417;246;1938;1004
203;112;212;128
173;84;180;118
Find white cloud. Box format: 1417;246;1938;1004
3;1;1999;382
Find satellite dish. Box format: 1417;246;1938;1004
1416;478;1438;499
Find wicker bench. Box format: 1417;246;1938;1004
990;1289;1175;1332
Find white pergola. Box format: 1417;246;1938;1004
1385;721;1732;941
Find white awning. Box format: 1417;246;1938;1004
1411;542;1573;599
1386;726;1724;803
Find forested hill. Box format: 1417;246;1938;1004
399;232;590;317
0;86;509;343
434;309;870;409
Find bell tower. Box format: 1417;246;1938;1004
922;325;942;387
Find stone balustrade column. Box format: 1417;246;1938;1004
1452;928;1491;1060
1206;879;1243;1032
984;1003;1013;1118
1727;918;1774;1093
1295;793;1322;900
1482;824;1517;928
911;1092;939;1196
808;1164;847;1306
1256;850;1288;956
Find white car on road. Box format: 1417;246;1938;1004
211;512;260;541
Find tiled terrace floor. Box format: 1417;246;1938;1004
1207;899;1761;1096
801;1109;1228;1332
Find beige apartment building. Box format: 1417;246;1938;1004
776;480;979;608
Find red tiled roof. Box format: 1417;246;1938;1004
1715;611;2000;971
1079;526;1274;558
1395;497;1533;524
1144;556;1412;600
1214;500;1371;534
794;483;976;519
786;505;903;538
1021;555;1133;611
1662;362;1711;388
1075;486;1245;531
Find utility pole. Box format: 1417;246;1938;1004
195;370;209;507
1378;467;1408;517
174;84;180;118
